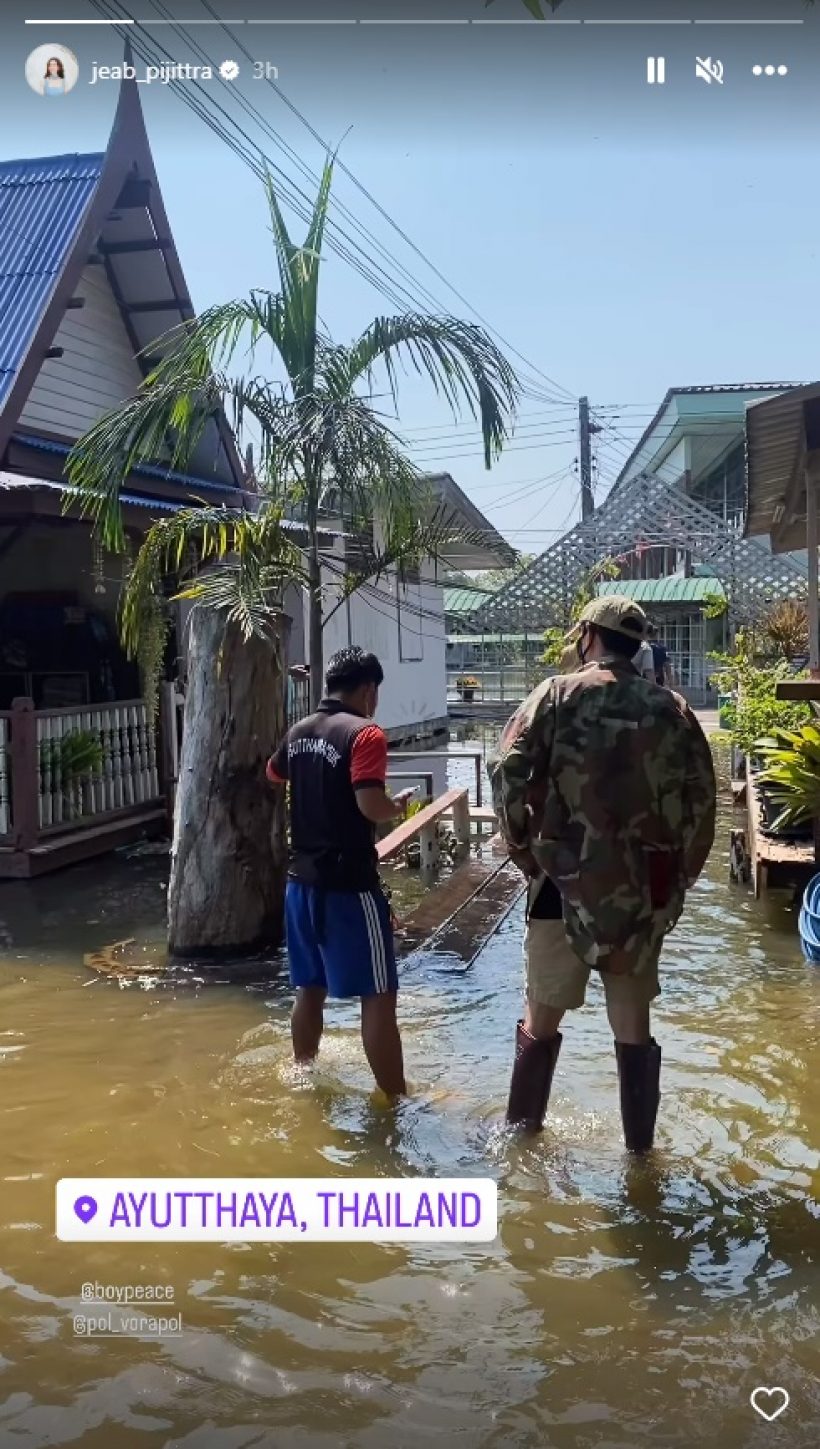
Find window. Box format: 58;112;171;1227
396;574;424;662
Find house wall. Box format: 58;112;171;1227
18;264;145;441
316;559;447;736
656;437;689;487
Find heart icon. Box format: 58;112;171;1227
750;1386;789;1422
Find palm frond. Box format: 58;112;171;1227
65;299;267;550
322;513;516;621
119;504;305;657
175;559;286;644
262;157;334;395
336;314;520;469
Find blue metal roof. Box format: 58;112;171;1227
13;431;242;498
0;471;318;536
0;153;105;410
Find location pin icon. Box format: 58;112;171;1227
73;1195;98;1225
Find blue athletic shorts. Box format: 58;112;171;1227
285;880;398;999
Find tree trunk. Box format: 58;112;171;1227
167;605;287;958
308;534;324;711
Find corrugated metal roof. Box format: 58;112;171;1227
446;632;538;643
444;585;496;615
13;431;241;500
0;471;319;534
595;577;726;605
0;473;184;515
0;153;105;410
611;382;805;492
673;383;802;397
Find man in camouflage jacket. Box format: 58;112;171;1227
489;595;716;1150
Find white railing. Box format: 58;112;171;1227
0;715;10;838
36;700;160;830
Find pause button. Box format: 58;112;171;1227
647;57;666;85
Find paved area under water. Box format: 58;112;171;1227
0;744;818;1447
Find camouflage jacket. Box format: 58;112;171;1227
488;657;717;976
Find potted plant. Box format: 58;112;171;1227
755;724;820;843
39;728;104;820
456;675;480;702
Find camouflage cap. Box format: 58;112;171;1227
574;594;648;643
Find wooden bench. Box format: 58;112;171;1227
377;787;470;876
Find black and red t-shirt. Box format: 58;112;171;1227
267;699;388;891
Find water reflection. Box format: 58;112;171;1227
0;759;819;1446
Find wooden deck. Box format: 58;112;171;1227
377;791;522;963
394;835;524;962
746;763;816;899
0;806;166;878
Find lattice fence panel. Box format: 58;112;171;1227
471;473;808;633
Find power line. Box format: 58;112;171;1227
196;0;580;406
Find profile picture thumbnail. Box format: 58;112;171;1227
25;44;80;98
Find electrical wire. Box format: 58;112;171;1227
199;0;577;407
94;0;578;408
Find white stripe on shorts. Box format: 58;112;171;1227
360;891;387;992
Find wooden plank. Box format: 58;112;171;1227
747;761;814;899
0;809;165;878
377;788;468;862
775;680;820;701
393;839;515;960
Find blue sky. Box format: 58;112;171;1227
3;0;820;554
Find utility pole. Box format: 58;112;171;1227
579;396;595;522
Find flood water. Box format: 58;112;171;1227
0;742;818;1448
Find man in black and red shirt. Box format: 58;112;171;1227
267;647;413;1097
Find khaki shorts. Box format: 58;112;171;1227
525;918;661;1012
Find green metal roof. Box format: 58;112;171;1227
595;577;726;605
444;586;496;615
447;632;542;644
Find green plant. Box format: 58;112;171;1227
702;592;729;620
709;652;809;758
755;723;820;830
456;675;480;690
134;592;171;727
39;728;104;816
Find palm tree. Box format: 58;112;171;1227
67;162;520;957
69;159;519;709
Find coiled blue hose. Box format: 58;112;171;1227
798;873;820;964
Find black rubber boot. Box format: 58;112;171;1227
506;1022;562;1131
615;1039;662;1153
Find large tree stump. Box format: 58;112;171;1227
167;606;287;958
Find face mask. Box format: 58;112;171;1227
576;629;589;666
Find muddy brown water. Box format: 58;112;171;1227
0;742;818;1448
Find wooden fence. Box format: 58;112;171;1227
0;714;9;839
0;697;161;849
